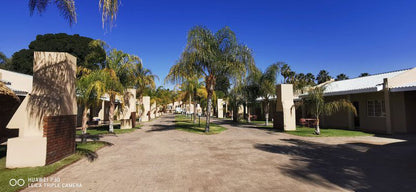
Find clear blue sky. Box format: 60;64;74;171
1;0;415;87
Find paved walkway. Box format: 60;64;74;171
25;114;416;192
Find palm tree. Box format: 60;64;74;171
316;70;332;84
280;63;292;83
28;0;119;28
130;55;157;119
305;73;316;86
336;73;349;81
243;67;261;123
259;63;281;126
359;73;370;77
167;26;255;132
102;49;131;132
76;69;106;139
0;52;10;69
303;86;357;135
166;57;202;123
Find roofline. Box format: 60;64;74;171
329;68;412;83
390;86;416;92
0;69;33;78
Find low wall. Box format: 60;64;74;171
43;115;76;165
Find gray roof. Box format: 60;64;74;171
322;69;410;96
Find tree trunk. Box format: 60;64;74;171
81;106;89;143
265;101;269;126
315;118;320;135
193;93;197;124
232;104;239;122
247;103;251;123
109;94;115;133
243;102;247;120
189;94;192;118
206;91;212;133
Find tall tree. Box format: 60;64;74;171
359;73;370;77
166;58;201;123
336;73;349;81
167;26;255;132
9;33;106;75
316;70;332;84
102;49;131;132
0;52;10;69
302;86;357;135
76;69;106;139
131;56;157;119
243;67;262;123
259;63;281;126
305;73;316;86
28;0;119;28
280;63;292;83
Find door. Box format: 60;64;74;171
353;102;360;128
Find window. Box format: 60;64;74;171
367;100;385;117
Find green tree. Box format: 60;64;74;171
336;73;349;81
9;33;106;75
76;69;106;138
168;26;255;132
29;0;119;28
316;70;332;84
8;49;34;74
305;73;316;86
102;49;132;132
166;63;200;123
243;67;262;122
303;86;357;135
359;73;370;77
259;63;281;126
131;55;157;118
0;52;10;69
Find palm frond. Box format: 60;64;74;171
99;0;119;29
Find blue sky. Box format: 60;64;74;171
1;0;416;87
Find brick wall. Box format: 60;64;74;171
43;115;76;165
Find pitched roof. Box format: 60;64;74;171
0;69;32;96
391;81;416;92
322;69;411;96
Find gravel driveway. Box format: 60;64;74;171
24;114;416;192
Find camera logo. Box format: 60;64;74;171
9;178;25;187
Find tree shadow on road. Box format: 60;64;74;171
76;141;113;162
254;138;416;192
145;123;176;132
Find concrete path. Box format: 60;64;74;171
24;114;416;192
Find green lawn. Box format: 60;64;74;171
285;126;374;137
175;115;227;135
0;141;109;192
76;124;141;136
246;120;273;127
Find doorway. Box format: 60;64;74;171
353;101;360;128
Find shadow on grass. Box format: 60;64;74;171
76;134;103;141
76;141;113;162
254;138;416;192
217;118;282;132
0;145;6;159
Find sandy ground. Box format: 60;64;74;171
23;114;416;192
